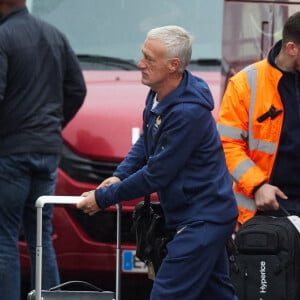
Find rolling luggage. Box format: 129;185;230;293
27;196;122;300
229;211;300;300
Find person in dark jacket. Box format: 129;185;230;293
77;25;237;299
0;0;86;299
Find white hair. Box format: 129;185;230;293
147;25;193;73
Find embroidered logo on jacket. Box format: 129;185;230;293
154;115;162;128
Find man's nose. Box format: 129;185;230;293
137;58;146;69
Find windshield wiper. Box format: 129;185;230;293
190;59;221;66
77;54;139;70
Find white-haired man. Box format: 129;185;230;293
78;25;238;299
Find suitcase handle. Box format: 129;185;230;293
35;196;84;300
34;196;122;300
35;195;84;207
49;280;103;292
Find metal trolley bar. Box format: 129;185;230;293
35;195;121;300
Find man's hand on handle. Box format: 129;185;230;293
254;183;288;211
77;176;121;215
77;190;100;216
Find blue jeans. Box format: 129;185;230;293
0;153;60;300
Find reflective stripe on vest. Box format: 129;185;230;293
234;191;256;212
245;65;277;153
217;123;248;141
220;65;277;212
232;158;256;183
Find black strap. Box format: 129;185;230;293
279;204;291;216
144;194;152;220
144;194;150;209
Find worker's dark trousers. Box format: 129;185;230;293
150;219;238;300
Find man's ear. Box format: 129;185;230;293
168;57;181;72
286;42;298;56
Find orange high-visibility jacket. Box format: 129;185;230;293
217;59;284;224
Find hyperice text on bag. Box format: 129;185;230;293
229;213;300;300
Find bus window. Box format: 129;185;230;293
221;0;300;94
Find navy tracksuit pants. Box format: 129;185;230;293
150;219;237;300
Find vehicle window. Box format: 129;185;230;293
26;0;224;65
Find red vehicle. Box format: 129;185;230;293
20;0;298;293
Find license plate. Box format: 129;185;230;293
122;250;148;273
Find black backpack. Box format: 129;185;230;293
229;214;300;300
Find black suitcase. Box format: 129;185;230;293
229;214;300;300
27;196;121;300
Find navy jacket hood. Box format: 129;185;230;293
151;70;214;115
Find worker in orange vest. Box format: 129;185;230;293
218;11;300;226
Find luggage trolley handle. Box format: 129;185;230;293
35;196;84;300
35;196;122;300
